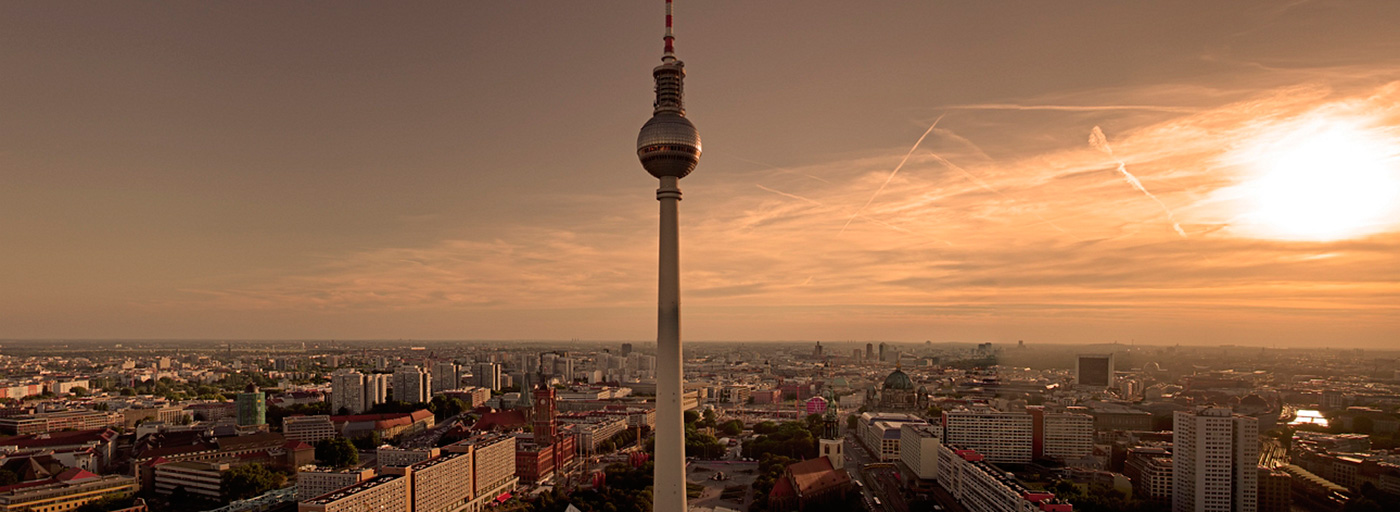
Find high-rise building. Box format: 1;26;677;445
330;369;389;414
879;342;888;362
620;343;633;356
236;384;266;426
1029;407;1093;461
393;365;431;403
1257;466;1291;512
1172;407;1259;512
866;343;874;361
283;415;337;445
431;361;461;393
942;408;1033;463
1076;354;1115;388
473;362;501;391
636;0;701;508
813;341;823;357
1125;447;1173;503
900;424;941;481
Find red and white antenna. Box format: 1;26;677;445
663;0;676;62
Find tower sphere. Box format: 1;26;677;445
638;113;701;179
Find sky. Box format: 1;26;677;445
2;1;1399;347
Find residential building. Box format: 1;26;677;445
331;370;389;415
392;366;431;404
1258;466;1291;512
153;460;227;500
1124;447;1173;502
298;473;409;512
431;362;461;396
472;363;501;391
1172;407;1259;512
283;415;337;445
942;408;1033;464
377;446;439;468
0;470;137;512
899;424;941;482
937;445;1073;512
295;467;375;502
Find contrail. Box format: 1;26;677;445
839;115;944;234
757;184;920;236
1089;126;1187;237
947;103;1200;113
925;152;1081;241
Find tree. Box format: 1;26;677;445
0;469;17;486
846;414;859;431
700;408;718;428
754;421;779;435
684;410;700;425
69;386;89;396
315;438;359;468
221;463;285;501
428;396;468;422
719;419;744;436
351;432;382;450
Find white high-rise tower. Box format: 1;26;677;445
636;1;701;510
1172;407;1259;512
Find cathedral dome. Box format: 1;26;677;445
883;369;914;390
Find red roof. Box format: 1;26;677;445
769;473;795;499
283;440;313;451
54;467;99;482
472;410;527;432
787;457;851;495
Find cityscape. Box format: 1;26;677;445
4;2;1400;512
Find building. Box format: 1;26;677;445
431;362;461;396
937;445;1073;512
899;423;941;482
0;469;137;512
865;366;926;412
408;451;475;512
866;343;874;361
1124;447;1173;502
330;410;435;440
455;433;516;511
767;457;854;512
721;386;750;405
1172;407;1259;512
439;387;490;409
331;370;389;415
0;410;114;435
283;415;337;445
1076;354;1115;388
392;366;431;404
1086;402;1153;431
1257;466;1291;512
236;385;267;426
943;408;1033;464
153;460;227;500
1040;411;1094;461
295;467;375;502
855;412;926;461
376;446;439;468
298;473;409;512
471;363;501;391
620;343;633;356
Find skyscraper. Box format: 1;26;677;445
432;361;461;393
473;362;502;391
866;343;874;361
879;342;887;362
1172;407;1259;512
392;365;431;403
1076;353;1115;388
636;1;701;509
331;369;389;414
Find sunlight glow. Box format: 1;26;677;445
1235;119;1400;241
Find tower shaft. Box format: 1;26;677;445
654;175;685;511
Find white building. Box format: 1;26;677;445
296;467;376;501
900;423;942;481
1042;412;1094;460
937;445;1071;512
154;461;228;500
330;370;389;414
855;412;925;461
376;446;440;467
942;408;1033;464
1172;407;1259;512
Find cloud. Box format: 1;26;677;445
170;76;1400;345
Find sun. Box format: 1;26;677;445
1234;119;1400;241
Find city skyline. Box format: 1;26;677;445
4;2;1400;347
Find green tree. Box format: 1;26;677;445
351;432;382;450
428;396;468;422
69;386;89;396
846;414;859;431
221;463;285;501
315;438;359;468
719;419;744;436
683;410;700;425
754;421;779;435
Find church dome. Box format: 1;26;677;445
883;369;914;390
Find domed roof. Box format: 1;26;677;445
883;369;914;390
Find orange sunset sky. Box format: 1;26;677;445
3;2;1398;347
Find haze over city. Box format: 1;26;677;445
4;3;1399;345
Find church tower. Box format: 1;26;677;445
819;390;843;469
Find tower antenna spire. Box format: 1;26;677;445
663;0;676;62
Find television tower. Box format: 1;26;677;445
636;1;701;510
